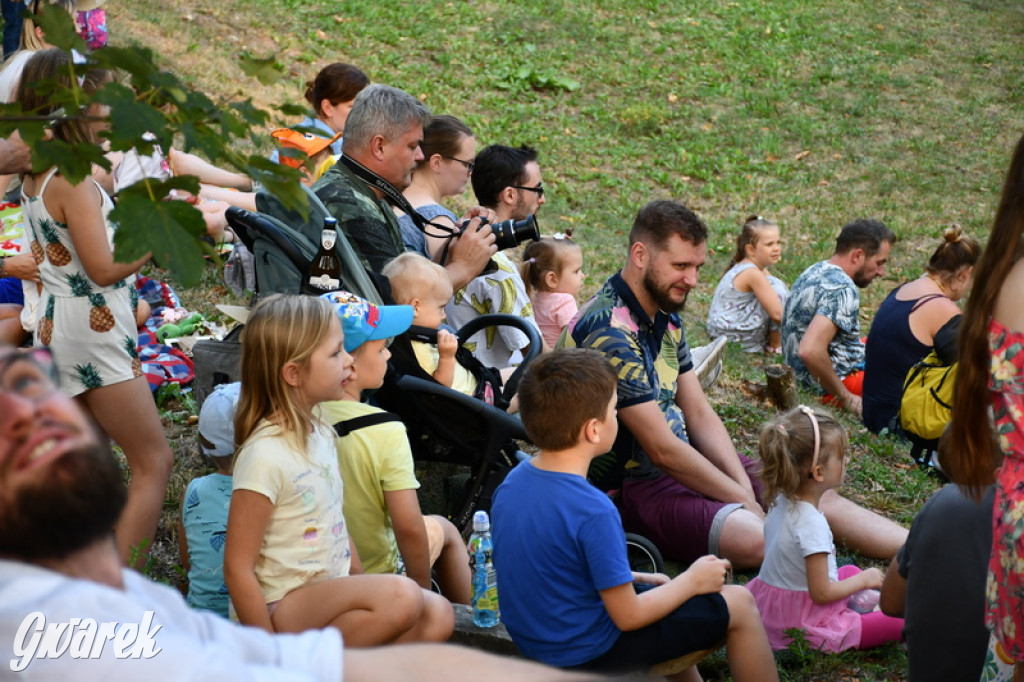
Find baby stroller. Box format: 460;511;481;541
223;201;665;571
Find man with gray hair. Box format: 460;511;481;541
313;84;495;290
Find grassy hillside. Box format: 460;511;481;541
105;0;1024;678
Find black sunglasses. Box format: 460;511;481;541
511;183;544;198
441;155;475;172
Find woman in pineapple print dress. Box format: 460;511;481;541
946;132;1024;681
17;49;172;569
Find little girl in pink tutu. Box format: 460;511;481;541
746;405;904;652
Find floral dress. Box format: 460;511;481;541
986;317;1024;660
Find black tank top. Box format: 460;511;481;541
862;286;944;433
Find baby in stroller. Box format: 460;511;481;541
383;252;518;411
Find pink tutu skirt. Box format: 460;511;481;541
747;577;862;652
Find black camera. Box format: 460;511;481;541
461;215;541;251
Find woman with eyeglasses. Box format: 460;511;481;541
396;115;477;257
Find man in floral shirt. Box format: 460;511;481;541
563;201;907;568
782;219;895;415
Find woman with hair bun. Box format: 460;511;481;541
270;62;369;164
861;225;980;434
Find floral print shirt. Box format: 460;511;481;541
561;272;692;488
782;261;864;392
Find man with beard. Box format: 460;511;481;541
562;201;906;569
0;344;614;681
781;219;895;416
312;84;495;291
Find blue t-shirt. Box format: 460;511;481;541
182;472;232;617
491;460;634;667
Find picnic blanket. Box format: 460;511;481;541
135;276;195;392
3;199;194;391
1;201;24;256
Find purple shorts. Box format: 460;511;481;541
619;454;763;565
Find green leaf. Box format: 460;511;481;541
245;155;308;218
95;83;169;152
111;193;208;287
228;99;271;128
274;102;310;117
31;139;109;184
238;53;285;86
31;5;86;54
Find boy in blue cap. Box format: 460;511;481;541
320;292;472;604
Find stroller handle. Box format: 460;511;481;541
455;313;542;403
225;206;311;277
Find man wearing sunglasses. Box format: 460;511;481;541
312;84;497;293
0;343;605;681
443;144;547;369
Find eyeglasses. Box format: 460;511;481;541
512;183;545;198
441;155;475;172
0;347;58;400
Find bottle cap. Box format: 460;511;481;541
472;510;490;532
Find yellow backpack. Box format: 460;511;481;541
899;350;957;443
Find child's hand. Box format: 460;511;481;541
859;567;884;590
437;329;458;359
682;555;731;594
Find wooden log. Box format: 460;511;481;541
765;364;798;411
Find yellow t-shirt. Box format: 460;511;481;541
232;419;351;603
321;400;419;574
411;339;479;396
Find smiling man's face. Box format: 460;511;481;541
0;347;125;560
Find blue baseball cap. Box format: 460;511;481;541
320;291;414;352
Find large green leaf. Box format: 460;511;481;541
31;139;109;184
95;83;169;153
111;192;208;287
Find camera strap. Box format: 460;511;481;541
338;154;457;238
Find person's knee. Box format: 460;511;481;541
721;584;757;621
420;590;455;640
716;511;764;570
384;576;426;630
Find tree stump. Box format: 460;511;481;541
765;364;798;411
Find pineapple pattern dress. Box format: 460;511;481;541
21;168;141;396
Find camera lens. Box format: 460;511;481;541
491;215;541;251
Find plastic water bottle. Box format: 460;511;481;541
468;510;499;627
848;588;881;614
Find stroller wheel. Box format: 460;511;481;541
625;532;664;574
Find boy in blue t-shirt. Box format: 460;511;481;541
178;381;239;618
491;349;777;680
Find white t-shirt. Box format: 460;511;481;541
0;559;343;681
233;419;351;603
757;494;838;590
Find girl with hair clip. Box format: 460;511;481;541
746;406;904;652
17;48;173;568
706;215;788;354
946;133;1024;681
223;294;454;645
519;232;584;348
861;225;979;434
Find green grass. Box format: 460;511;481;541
90;0;1024;678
